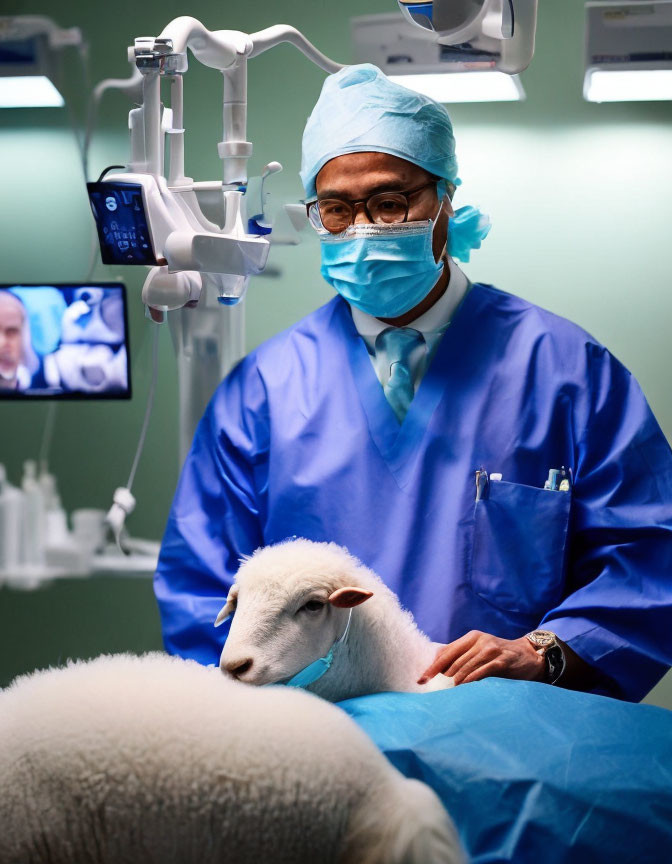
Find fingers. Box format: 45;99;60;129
418;632;548;688
448;633;510;684
459;659;506;685
417;631;481;684
444;644;489;685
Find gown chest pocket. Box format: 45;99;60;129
469;480;571;616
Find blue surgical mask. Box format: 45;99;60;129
283;608;353;689
319;207;445;319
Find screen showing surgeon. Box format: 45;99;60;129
0;284;131;399
87;182;158;266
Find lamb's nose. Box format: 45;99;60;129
223;657;254;680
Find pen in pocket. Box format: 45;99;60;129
475;468;488;502
544;466;571;492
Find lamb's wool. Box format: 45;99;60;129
0;652;462;864
220;539;454;701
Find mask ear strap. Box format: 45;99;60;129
433;184;450;264
435;179;455;220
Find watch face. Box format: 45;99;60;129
527;630;556;648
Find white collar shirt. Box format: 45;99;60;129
349;258;470;392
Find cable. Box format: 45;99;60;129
84;227;100;283
82;66;143;282
38;402;58;474
127;322;160;493
83;66;143;182
84;161;127;282
57;42;91;185
55;41;104;284
96;164;126;183
105;322;161;552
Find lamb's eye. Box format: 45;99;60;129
299;599;325;613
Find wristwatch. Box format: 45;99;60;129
525;629;566;685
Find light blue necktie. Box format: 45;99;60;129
375;327;425;424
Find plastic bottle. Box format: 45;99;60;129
45;493;69;548
21;459;45;567
0;464;25;572
38;467;68;546
39;464;58;511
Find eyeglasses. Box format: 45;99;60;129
306;181;440;235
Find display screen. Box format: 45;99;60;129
87;181;158;266
0;284;131;400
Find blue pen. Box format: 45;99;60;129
544;468;559;491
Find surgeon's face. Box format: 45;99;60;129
315;151;450;264
0;294;24;385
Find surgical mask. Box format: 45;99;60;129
283;608;353;689
319;204;445;319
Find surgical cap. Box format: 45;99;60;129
300;64;458;199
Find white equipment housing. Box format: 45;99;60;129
103;18;342;463
115;19;342;312
395;0;538;74
584;1;672;102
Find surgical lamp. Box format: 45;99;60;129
398;0;519;43
0;16;83;108
584;1;672;102
352;1;537;103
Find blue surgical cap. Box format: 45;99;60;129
301;63;492;262
300;64;459;199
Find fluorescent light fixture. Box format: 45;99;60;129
584;68;672;103
0;20;81;109
0;74;64;108
584;2;672;103
388;71;526;103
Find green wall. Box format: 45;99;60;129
1;0;670;705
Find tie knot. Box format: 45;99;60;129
375;327;424;365
374;328;426;424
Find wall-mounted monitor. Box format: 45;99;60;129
0;283;131;400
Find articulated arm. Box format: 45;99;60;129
249;25;344;74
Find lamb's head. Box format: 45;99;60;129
217;540;373;686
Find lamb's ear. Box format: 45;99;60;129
328;587;373;608
214;587;238;627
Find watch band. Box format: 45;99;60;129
544;643;566;685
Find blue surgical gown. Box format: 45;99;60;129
155;284;672;701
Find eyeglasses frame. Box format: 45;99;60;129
305;179;454;234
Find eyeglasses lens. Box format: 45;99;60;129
317;192;409;233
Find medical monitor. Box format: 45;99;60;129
87;181;159;266
0;283;131;400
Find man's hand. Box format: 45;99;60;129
417;630;546;686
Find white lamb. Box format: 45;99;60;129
217;538;454;701
0;652;464;864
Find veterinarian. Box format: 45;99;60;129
155;64;672;702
